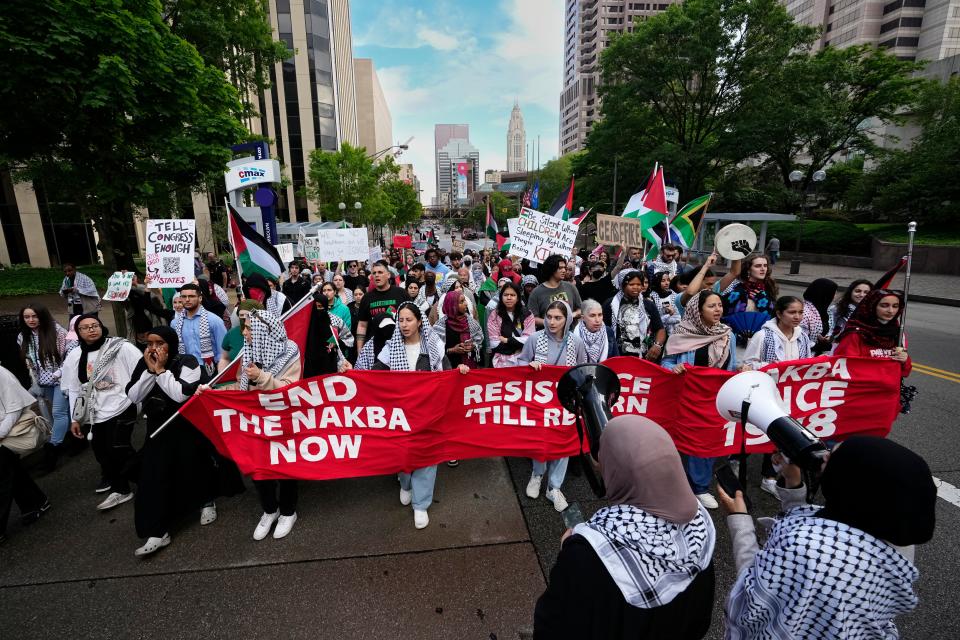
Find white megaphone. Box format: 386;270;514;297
716;371;829;472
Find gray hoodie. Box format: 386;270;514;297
517;303;587;366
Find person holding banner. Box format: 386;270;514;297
829;279;872;343
661;292;738;510
800;278;839;355
487;282;535;368
534;416;716;640
372;302;469;529
834;289;912;376
172;284;227;377
125;327;227;557
601;269;665;361
235;310;303;540
576;299;618;364
433;291;483;370
518;301;587;512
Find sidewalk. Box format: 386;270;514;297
770;261;959;307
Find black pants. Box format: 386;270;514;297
0;446;47;535
91;405;137;495
730;453;776;479
254;479;298;516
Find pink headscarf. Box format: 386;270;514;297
599;415;699;524
442;290;469;338
497;259;520;286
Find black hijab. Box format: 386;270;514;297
77;313;108;383
303;299;338;378
819;436;936;546
803;278;838;334
145;326;183;373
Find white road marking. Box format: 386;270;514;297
933;476;960;509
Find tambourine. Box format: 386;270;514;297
714;223;757;260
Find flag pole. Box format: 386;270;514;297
225;198;243;282
150;283;320;438
898;221;917;347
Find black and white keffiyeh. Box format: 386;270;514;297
239;310;298;390
726;505;919;640
574;503;715;609
576;322;608;363
377;309;445;371
172;309;215;362
533;330;580;366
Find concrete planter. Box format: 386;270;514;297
872;237;960;275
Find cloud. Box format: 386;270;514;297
415;26;460;51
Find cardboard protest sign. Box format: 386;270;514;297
276;243;294;265
103;271;135;302
452;239;465;252
302;235;321;261
317;228;369;262
145;219;196;288
509;208;579;262
595;214;643;247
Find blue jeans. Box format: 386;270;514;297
37;385;70;446
532;457;568;491
685;456;716;494
399;465;438;511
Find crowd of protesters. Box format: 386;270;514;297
0;232;934;640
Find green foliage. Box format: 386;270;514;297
0;265;108;297
465;192;513;228
767;220;872;256
0;0;250;272
857;223;960;246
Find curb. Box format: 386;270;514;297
777;278;960;308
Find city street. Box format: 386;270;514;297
0;286;958;639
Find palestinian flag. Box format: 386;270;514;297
547;177;575;221
874;256;908;289
228;204;283;280
497;230;511;252
571;207;591;225
622;165;668;256
427;229;439;246
485;196;499;241
669;194;711;249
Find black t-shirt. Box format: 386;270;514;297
358;286;409;325
206;260;228;286
343;273;369;292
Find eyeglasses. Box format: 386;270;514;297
77;324;100;332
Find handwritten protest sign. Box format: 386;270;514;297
509;208;578;262
452;239;465;253
595;214;643;247
103;271;135;302
369;246;383;264
317;228;369;262
302;235;321;261
145;219;195;288
276;243;294;265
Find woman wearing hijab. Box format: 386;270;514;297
0;363;51;543
650;270;681;335
303;292;350;378
719;437;936;639
518;301;587;512
830;279;872;342
372;302;468;529
534;416;716;639
125;327;228;557
494;259;521;286
63;313;143;509
433;290;483;369
487;282;535;368
799;278;838;355
18;305;70;472
234;310;302;540
834;288;911;375
576;299;619;364
243;273;290;315
602;269;666;361
520;274;539;305
661;291;737;510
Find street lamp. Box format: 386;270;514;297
788;169;825;275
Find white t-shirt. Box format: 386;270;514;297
404;341;421;371
61;339;143;423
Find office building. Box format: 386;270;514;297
786;0;960;62
354;58;393;157
507;101;527;172
398;163;422;199
559;0;681;155
434;125;479;205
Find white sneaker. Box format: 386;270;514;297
760;477;779;498
696;493;719;509
414;509;429;529
200;504;217;526
253;511;279;540
96;492;133;511
526;474;543;499
273;513;297;539
134;533;171;557
545;488;568;512
399;487;412;506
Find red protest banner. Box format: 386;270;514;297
392;234;412;249
179;356;902;480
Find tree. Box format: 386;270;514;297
578;0;817;201
859;78;960;223
532;156;573;211
744;45;921;190
465;192;513;229
0;0;248;271
380;179;422;230
304;143;402;224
